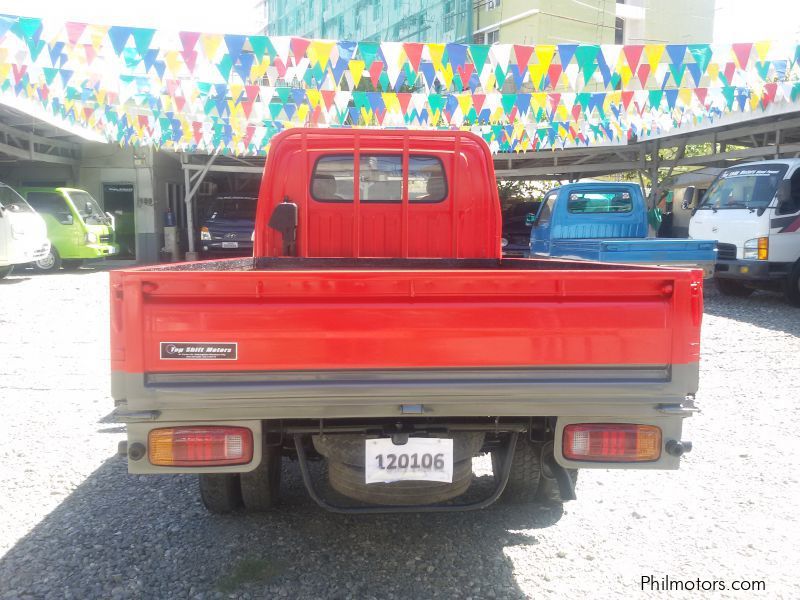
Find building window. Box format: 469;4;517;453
615;17;625;44
487;0;501;9
485;29;499;45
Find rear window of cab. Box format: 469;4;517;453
310;155;447;203
567;191;633;213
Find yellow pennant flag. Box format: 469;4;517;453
644;44;665;73
754;41;771;62
348;60;365;88
310;40;335;68
428;43;446;71
534;45;556;70
619;65;633;88
164;51;183;77
457;93;472;115
200;34;223;61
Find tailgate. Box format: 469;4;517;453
110;267;703;417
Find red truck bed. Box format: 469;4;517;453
111;257;702;419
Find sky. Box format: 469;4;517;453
0;0;798;42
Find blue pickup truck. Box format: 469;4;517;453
529;183;716;275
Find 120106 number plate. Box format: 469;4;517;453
364;437;453;484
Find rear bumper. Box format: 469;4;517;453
111;364;699;422
714;259;791;283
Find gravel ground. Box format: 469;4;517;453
1;264;798;599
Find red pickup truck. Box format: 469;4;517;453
110;129;701;515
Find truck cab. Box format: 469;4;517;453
0;182;50;279
22;187;118;272
689;159;800;304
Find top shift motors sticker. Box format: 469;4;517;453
160;342;238;360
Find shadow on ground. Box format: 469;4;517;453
0;455;563;598
703;287;800;335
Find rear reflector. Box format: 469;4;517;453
563;424;661;462
148;426;253;467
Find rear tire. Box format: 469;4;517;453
240;443;282;511
61;259;84;271
715;278;754;297
199;474;243;514
33;247;61;272
785;263;800;307
0;266;12;279
493;436;543;504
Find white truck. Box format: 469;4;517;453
0;182;50;279
689;159;800;305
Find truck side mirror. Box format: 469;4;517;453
681;187;695;210
268;200;298;256
776;180;794;214
59;213;74;226
85;201;94;214
525;212;537;226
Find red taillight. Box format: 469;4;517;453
563;424;661;462
148;426;253;466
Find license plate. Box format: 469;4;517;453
364;437;453;484
221;241;239;248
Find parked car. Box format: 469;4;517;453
22;187;118;272
689;159;800;304
0;182;50;279
501;200;541;257
199;195;256;257
110;129;699;516
529;182;717;276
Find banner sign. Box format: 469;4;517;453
1;14;799;153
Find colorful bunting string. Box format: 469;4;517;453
1;14;799;154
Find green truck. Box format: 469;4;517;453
23;187;118;271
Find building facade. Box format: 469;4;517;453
264;1;714;45
264;0;474;43
473;0;715;46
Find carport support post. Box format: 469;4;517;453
182;152;218;260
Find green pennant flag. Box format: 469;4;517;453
204;99;216;115
378;71;390;91
494;65;506;87
669;64;686;86
648;89;664;109
276;87;292;103
465;107;478;124
688;44;712;74
269;103;283;119
755;61;771;81
249;36;273;61
12;16;42;43
469;45;490;72
428;94;445;113
575;45;600;84
217;54;233;80
501;94;517;115
792;82;800;102
123;47;142;69
358;42;380;68
132;28;156;56
722;86;736;110
43;68;59;85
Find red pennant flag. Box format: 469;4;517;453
166;79;180;97
636;64;650;87
83;107;94;121
472;93;486;114
694;87;708;105
571;104;582;121
732;43;752;69
723;61;736;84
181;51;198;73
274;57;287;78
243;124;255;147
623;45;644;71
83;44;97;66
397;93;412;114
513;45;534;69
403;43;424;70
289;37;311;63
368;60;384;84
11;64;27;83
762;82;777;107
192;122;203;144
174;96;186;111
179;31;200;52
65;22;87;45
457;63;474;90
321;90;335;110
621;91;634;110
547;64;562;89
